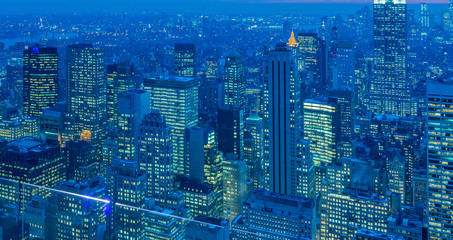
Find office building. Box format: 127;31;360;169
223;155;248;222
143;76;198;176
223;52;245;109
178;178;217;218
23;46;58;117
427;80;453;239
298;33;327;96
303;97;339;166
117;89;150;161
217;107;244;158
326;191;390;239
0;137;66;205
371;0;409;116
263;43;301;195
232;188;315;240
47;177;107;240
66;44;106;145
138;110;173;200
174;43;196;77
106;61;135;127
65;140;100;182
107;158;146;240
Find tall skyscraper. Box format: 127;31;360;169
106;61;135;127
263;43;301;195
217;107;244;159
143;76;199;175
298;33;327;96
223;53;245;109
138;110;173;200
303;97;339;167
117;89;150;161
427;80;453;239
222;155;248;222
66;44;106;145
174;43;196;77
23;46;58;117
371;0;409;116
7;64;23;108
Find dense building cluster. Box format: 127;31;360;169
0;0;453;239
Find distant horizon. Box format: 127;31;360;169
0;0;450;15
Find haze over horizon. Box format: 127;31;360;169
1;0;449;14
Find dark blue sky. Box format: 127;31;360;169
1;0;449;14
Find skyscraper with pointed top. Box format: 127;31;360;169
371;0;409;116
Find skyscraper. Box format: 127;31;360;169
263;43;300;195
66;44;106;145
371;0;409;116
298;33;327;96
106;61;135;127
138;110;173;200
174;43;196;77
217;107;244;159
23;46;58;117
143;76;199;175
427;80;453;239
223;53;245;109
303;97;339;167
117;89;150;161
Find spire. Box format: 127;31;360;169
287;30;299;47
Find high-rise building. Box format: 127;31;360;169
65;140;100;182
335;42;355;89
326;191;390;239
178;178;217;218
231;188;315;240
263;43;301;195
223;155;248;222
217;107;244;159
174;43;196;77
371;0;409;116
117;89;150;161
0;137;66;206
138;110;173;200
330;88;354;140
427;80;453;239
23;46;58;117
47;177;107;240
23;195;46;239
223;53;245;109
303;97;340;166
143;76;199;175
106;61;135;127
205;58;219;82
107;158;146;240
295;140;315;199
185;127;223;216
66;44;106;145
7;65;23;108
298;33;327;96
244;113;264;188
